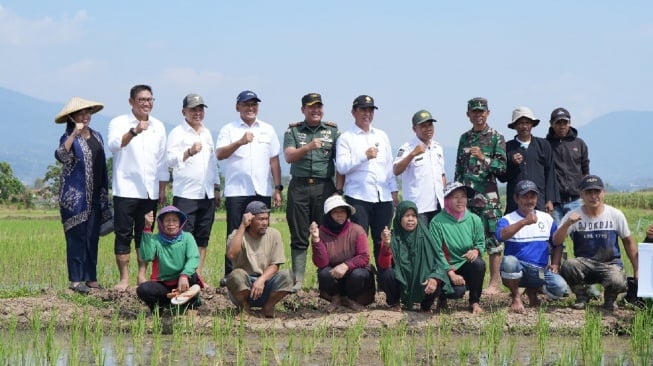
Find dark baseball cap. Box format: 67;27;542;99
516;180;539;196
237;90;261;103
550;107;571;123
579;175;604;191
244;201;270;215
352;95;378;109
183;93;207;109
467;97;488;111
412;109;436;126
302;93;323;106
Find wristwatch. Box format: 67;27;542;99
129;127;139;136
274;185;284;192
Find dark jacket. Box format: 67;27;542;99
499;136;559;214
546;126;590;201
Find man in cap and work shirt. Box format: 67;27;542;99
394;109;446;225
217;90;283;286
166;93;220;277
284;93;344;291
226;201;294;318
553;175;638;311
454;97;507;294
496;180;569;313
499;106;558;214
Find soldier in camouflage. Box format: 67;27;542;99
454;97;507;294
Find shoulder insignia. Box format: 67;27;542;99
288;121;303;128
324;121;338;127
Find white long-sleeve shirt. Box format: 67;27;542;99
216;119;280;197
167;122;220;199
108;113;168;199
336;125;397;202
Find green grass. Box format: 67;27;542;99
0;192;649;294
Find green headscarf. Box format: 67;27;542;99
390;201;453;306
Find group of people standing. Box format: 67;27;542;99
54;86;642;316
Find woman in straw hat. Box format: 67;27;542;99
309;195;376;312
54;96;112;294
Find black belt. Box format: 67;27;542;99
292;177;331;185
560;194;579;203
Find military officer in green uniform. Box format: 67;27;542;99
283;93;344;292
455;97;507;294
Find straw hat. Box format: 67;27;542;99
54;96;104;124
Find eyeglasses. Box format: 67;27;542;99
239;102;258;108
136;97;155;104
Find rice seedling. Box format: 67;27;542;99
630;307;653;365
91;319;107;365
535;307;549;363
579;309;603;365
44;311;60;366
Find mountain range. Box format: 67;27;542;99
0;86;650;191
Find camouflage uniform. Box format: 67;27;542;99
454;125;507;253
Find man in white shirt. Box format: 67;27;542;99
393;109;446;225
107;84;168;291
167;93;221;277
336;95;398;263
216;90;283;286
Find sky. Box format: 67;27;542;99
0;1;651;148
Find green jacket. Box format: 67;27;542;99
429;210;486;270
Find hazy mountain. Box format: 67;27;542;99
0;86;651;190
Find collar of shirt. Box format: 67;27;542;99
351;124;377;135
299;120;325;131
182;121;206;134
238;119;261;128
409;135;436;149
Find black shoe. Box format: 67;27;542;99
219;277;227;287
69;282;90;294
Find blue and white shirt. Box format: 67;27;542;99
496;209;557;267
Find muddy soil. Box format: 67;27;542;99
0;285;638;336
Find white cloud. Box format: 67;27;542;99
0;6;88;47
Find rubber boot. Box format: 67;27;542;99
291;248;307;292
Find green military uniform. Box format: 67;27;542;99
283;119;340;288
454;125;507;253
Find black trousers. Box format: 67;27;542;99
136;272;202;311
345;196;393;264
113;196;158;254
377;267;441;310
317;266;376;302
441;257;486;305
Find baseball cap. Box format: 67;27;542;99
467;97;488;111
302;93;323;106
508;106;540;129
183;94;207;109
244;201;270;215
237;90;261;103
516;180;539;196
323;195;356;215
550;107;571;123
352;95;378;109
443;181;476;198
412;109;436;126
578;175;604;191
